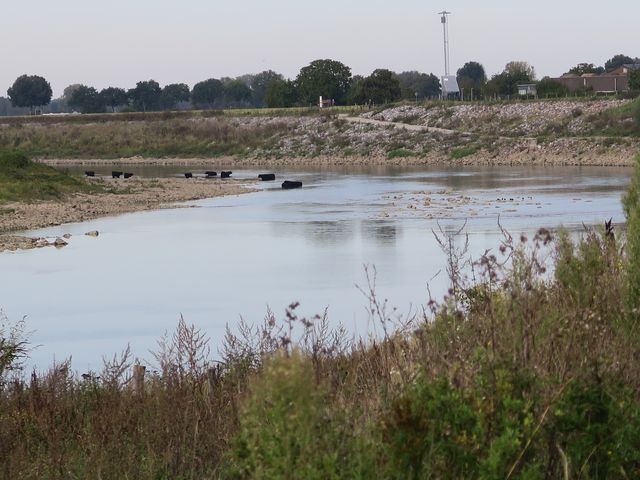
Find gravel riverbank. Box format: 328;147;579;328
0;176;254;252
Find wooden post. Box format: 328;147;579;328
132;365;146;397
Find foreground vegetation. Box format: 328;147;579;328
1;156;639;478
0;150;93;204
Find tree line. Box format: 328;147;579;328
456;53;640;98
2;61;442;115
3;53;638;115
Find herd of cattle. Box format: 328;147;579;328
84;170;303;189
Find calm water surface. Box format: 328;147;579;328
0;165;631;370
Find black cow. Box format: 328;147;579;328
205;171;217;178
184;172;193;179
112;171;123;178
124;173;134;179
221;171;232;178
85;171;95;177
258;173;276;181
282;180;303;190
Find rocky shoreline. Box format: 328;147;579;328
0;176;254;252
40;141;638;169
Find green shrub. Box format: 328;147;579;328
629;70;640;91
634;99;640;126
550;380;640;479
387;148;415;159
623;155;640;319
383;375;481;479
382;367;545;480
449;145;479;159
0;150;92;203
0;150;30;169
223;352;379;479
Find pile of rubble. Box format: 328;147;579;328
362;99;630;136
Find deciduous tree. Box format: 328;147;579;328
99;87;128;112
568;63;604;75
485;61;535;97
161;83;190;110
264;79;298;108
250;70;284;107
629;70;640;91
191;78;224;109
296;59;352;105
536;77;569;97
456;61;487;91
67;85;104;113
395;71;441;100
7;75;53;113
128;80;162;112
605;54;635;72
351;69;400;105
223;80;252;106
504;61;536;81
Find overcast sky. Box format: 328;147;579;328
2;0;639;96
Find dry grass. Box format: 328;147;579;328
0;117;293;158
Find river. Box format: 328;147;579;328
0;164;631;370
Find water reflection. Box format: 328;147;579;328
271;220;402;247
361;221;400;246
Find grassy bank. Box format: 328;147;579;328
1;157;640;478
585;97;640;137
0;151;94;204
0;114;450;161
0;117;298;159
1;99;639;163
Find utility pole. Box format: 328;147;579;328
438;11;459;99
439;11;451;76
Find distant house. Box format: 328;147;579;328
517;83;537;97
553;66;636;93
610;64;640;76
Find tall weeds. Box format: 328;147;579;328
0;117;293;159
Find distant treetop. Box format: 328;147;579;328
568;63;604;75
296;59;352;106
7;75;53;113
604;54;637;72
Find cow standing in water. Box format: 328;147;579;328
282;180;302;189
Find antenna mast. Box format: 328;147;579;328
439;11;451;76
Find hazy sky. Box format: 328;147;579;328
2;0;639;96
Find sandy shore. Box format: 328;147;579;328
0;176;254;252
